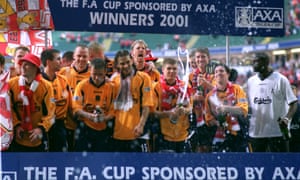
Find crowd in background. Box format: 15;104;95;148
286;0;300;36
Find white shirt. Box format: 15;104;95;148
247;72;297;138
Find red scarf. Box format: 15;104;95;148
211;82;236;105
160;76;183;111
19;74;41;131
160;75;191;111
0;72;11;121
191;68;201;91
211;82;240;136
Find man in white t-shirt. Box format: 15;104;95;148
247;52;298;152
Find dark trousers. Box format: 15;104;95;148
213;133;248;152
290;131;300;152
66;128;75;152
74;122;109;152
8;140;46;152
249;136;286;152
48;120;68;152
289;139;300;152
159;138;191;153
111;138;143;152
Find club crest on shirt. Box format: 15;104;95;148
73;96;81;101
144;87;150;92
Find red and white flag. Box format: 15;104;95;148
0;72;13;151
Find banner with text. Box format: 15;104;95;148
1;153;300;180
48;0;284;37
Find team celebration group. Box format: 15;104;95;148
1;39;300;153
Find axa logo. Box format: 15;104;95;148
235;7;283;29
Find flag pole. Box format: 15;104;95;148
226;36;230;66
45;30;48;49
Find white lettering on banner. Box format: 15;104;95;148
82;0;97;8
253;22;282;28
5;165;300;179
102;166;135;180
245;167;264;180
65;167;74;180
65;167;96;180
272;167;300;180
60;1;218;14
90;12;154;26
195;4;216;13
103;1;121;10
141;166;238;180
160;14;188;27
58;1;222;29
181;3;192;12
124;2;177;11
90;12;189;28
60;0;79;8
24;167;57;180
253;9;282;22
235;7;283;29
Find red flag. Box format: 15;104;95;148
0;0;54;31
0;72;13;151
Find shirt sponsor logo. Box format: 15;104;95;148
253;97;272;104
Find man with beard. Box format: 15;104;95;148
110;50;153;152
8;53;55;151
247;52;298;152
41;49;72;152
